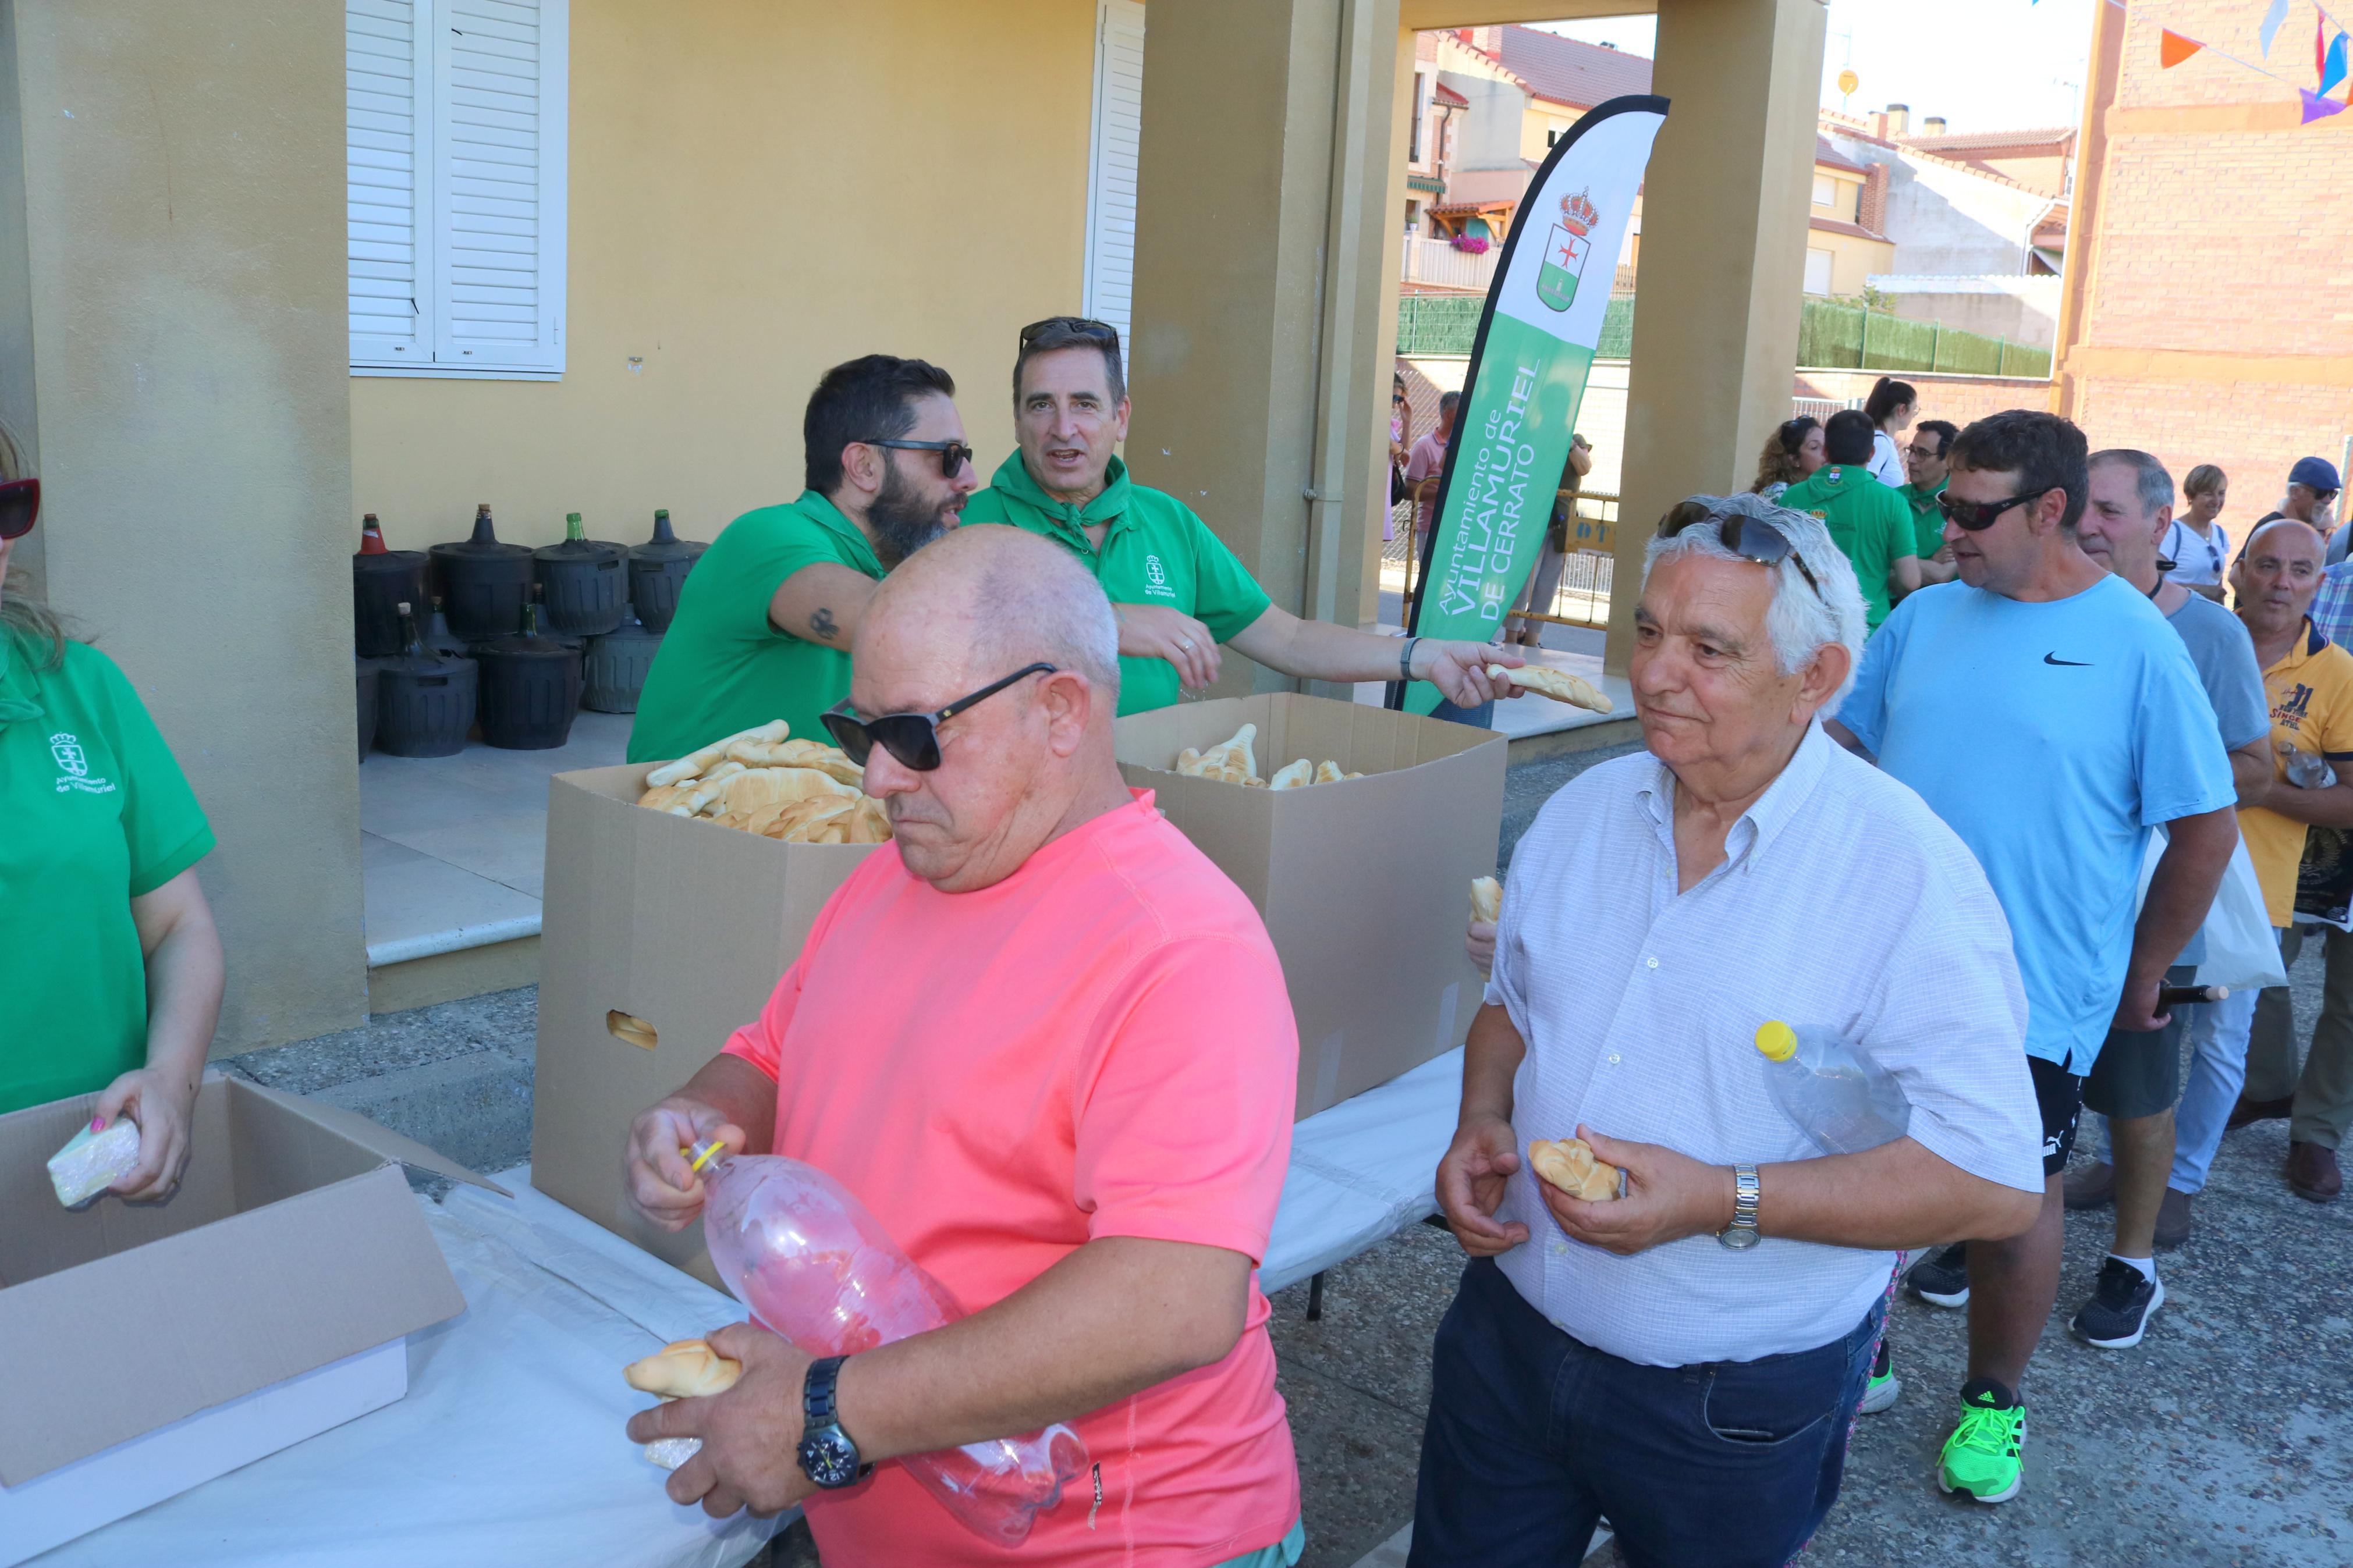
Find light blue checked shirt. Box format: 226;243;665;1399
1485;723;2046;1367
2311;561;2353;651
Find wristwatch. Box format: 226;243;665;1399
796;1355;872;1489
1717;1164;1761;1250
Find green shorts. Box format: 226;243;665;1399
1215;1520;1306;1568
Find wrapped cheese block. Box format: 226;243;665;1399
48;1119;142;1208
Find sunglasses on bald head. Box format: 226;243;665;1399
1659;500;1824;601
0;478;38;541
819;663;1057;773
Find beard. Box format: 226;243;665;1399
867;462;953;569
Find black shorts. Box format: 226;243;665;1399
2081;965;2194;1122
2030;1054;2087;1176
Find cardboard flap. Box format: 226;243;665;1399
235;1082;512;1197
0;1165;463;1484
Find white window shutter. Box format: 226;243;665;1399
349;0;566;377
347;0;430;364
1083;1;1146;360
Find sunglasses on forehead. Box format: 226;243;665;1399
1659;501;1825;601
1018;315;1120;350
0;478;38;541
819;663;1057;773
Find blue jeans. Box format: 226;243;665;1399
1407;1258;1881;1568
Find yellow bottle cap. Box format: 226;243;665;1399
1755;1021;1798;1062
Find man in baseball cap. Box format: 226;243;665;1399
2263;456;2347;562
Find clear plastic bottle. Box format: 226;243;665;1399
686;1139;1087;1547
1753;1022;1911;1156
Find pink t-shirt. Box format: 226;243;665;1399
722;791;1301;1566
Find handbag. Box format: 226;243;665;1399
2135;828;2288;992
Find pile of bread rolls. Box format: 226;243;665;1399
636;719;891;844
1172;723;1362;789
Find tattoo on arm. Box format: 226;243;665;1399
808;606;840;643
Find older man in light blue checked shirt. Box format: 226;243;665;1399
1414;493;2046;1568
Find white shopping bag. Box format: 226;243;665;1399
2135;828;2287;993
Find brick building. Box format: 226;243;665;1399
2056;0;2353;516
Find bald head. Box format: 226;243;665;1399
2245;515;2323;561
2234;514;2327;641
860;524;1119;698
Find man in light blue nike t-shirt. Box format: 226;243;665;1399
1829;411;2238;1508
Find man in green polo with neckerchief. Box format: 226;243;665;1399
960;316;1517;716
1900;418;1958;591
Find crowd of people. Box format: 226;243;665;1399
9;298;2344;1565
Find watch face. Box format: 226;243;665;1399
1720;1224;1761;1250
797;1427;863;1489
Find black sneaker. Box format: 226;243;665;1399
1909;1243;1969;1308
2070;1258;2164;1349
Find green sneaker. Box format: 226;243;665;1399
1937;1379;2025;1503
1857;1336;1899;1414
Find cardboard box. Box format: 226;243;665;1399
531;763;882;1285
0;1076;494;1563
1113;693;1505;1118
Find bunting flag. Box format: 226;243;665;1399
2303;87;2349;120
2261;0;2292;57
2160;28;2205;67
2323;15;2333;79
2325;30;2350;96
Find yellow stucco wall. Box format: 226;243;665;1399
1812;227;1894;296
350;0;1100;553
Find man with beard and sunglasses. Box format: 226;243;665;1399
960;317;1520;718
629;354;978;763
1829;410;2238;1507
622;525;1304;1568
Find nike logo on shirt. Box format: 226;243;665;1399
2043;653;2093;666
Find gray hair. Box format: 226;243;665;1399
973;546;1120;694
1641;493;1869;706
2090;448;2174;517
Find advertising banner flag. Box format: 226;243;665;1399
1396;95;1667;716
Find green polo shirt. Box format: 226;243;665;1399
1;631;214;1116
1897;477;1949;560
961;452;1273;715
627;492;883;763
1779;464;1918;630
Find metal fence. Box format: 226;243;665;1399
1382;490;1620;631
1397;293;2050;379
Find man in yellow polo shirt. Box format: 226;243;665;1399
629;355;978;763
2173;518;2353;1213
959;317;1517;716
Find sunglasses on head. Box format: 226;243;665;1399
819;663;1057;773
0;478;38;541
1936;485;2056;532
1659;501;1824;601
861;436;975;479
1019;315;1120;350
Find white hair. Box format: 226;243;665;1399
1641;493;1869;706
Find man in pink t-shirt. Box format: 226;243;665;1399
1404;389;1460;543
624;527;1303;1568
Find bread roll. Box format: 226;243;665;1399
648;720;789;789
625;1338;744;1399
1470;876;1502;925
1486;664;1613;714
777;795;858;842
716;765;858;816
637;784;694;813
1529;1137;1622;1202
1314;760;1347;786
681;761;750;816
847;795;892;844
1197;723;1258;780
1175;746;1205;775
1269;759;1314;790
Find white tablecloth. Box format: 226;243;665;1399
41;1172;783;1568
41;1047;1464;1566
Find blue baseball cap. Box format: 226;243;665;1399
2290;456;2341;493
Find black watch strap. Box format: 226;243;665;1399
801;1355;874;1483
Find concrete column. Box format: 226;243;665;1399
0;1;365;1050
1606;0;1827;672
1124;0;1402;698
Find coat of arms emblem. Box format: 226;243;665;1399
1536;188;1600;314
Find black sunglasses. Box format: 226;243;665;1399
1659;501;1823;600
1937;485;2055;532
861;437;975;479
1019;315;1120;350
0;478;38;541
819;663;1057;773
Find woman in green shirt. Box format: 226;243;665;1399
0;426;222;1200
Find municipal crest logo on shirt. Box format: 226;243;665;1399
1144;553;1177;600
48;731;115;795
